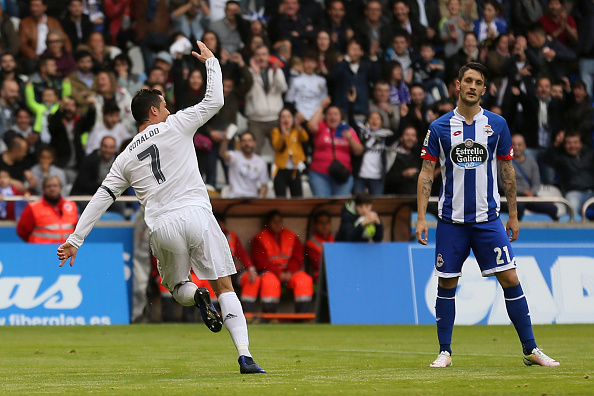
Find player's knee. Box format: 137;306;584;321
496;269;519;288
438;277;459;289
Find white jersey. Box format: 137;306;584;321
67;57;224;248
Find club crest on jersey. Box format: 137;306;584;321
450;139;488;169
483;125;494;136
423;130;431;146
436;254;444;267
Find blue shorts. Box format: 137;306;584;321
434;219;516;278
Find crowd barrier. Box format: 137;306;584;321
2;223;594;325
316;241;594;325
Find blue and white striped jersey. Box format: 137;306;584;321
421;108;514;224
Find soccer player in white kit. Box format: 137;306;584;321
57;41;266;374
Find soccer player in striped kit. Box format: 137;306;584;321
416;62;559;368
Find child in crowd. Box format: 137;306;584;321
440;0;469;58
412;42;448;103
0;168;23;220
473;0;507;46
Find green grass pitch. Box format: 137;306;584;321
0;324;591;395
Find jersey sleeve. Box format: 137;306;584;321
66;159;130;249
420;124;439;162
165;57;224;137
496;119;514;161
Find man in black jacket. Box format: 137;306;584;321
545;132;594;216
335;192;384;242
60;0;94;51
48;96;94;182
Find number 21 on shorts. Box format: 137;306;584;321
494;246;511;265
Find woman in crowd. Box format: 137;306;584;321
307;98;363;197
270;108;309;198
41;30;76;79
312;30;340;81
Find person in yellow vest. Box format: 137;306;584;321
251;210;313;313
17;175;78;243
305;210;335;283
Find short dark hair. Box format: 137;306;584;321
113;53;133;69
302;50;318;61
457;62;488;85
571;79;587;91
103;102;120;116
37;144;56;159
354;193;373;206
131;89;162;124
313;210;331;223
265;209;282;225
74;49;93;62
240;131;256;141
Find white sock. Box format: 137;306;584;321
172;282;198;306
218;292;251;357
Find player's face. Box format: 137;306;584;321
457;69;486;106
156;96;170;122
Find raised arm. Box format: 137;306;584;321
499;159;519;242
165;41;224;136
416;159;437;245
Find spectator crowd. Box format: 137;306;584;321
0;0;593;217
1;0;594;318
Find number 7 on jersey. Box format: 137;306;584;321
137;144;167;185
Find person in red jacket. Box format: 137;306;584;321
305;210;335;283
17;175;78;243
251;210;313;313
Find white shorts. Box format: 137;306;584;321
150;206;236;292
